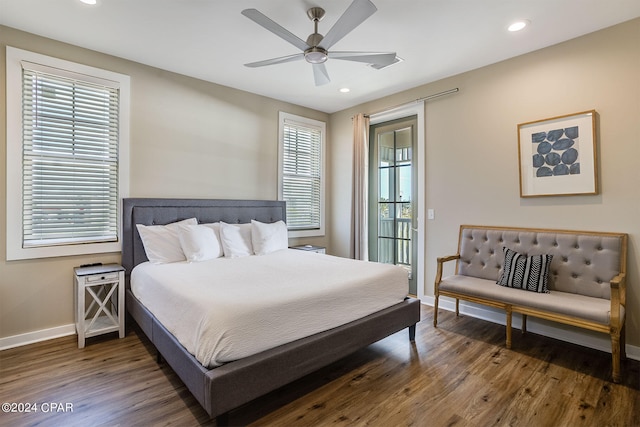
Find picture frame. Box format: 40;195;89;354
518;110;598;197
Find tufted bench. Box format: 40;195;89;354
433;225;628;382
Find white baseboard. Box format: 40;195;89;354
0;324;76;351
421;297;640;362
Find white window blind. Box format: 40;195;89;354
282;118;323;231
21;64;120;247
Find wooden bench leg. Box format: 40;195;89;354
621;324;627;361
611;330;622;383
455;299;460;317
433;295;439;327
521;314;527;335
505;307;513;349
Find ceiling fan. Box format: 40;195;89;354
241;0;397;86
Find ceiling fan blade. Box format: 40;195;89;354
312;63;331;86
242;9;309;51
329;51;397;66
318;0;377;50
244;53;304;68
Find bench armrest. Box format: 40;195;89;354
437;254;461;264
434;254;460;288
609;273;626;326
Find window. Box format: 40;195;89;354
6;47;130;260
278;112;325;237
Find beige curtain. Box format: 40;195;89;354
352;113;370;260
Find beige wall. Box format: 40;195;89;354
0;26;328;339
329;18;640;348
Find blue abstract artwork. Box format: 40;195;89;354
531;126;580;178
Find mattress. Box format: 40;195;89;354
131;249;408;368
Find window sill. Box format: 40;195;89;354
288;228;325;238
6;241;122;261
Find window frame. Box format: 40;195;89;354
278;111;326;238
6;46;130;260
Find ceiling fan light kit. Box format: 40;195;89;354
242;0;397;86
305;47;328;64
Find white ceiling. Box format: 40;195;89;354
2;0;639;113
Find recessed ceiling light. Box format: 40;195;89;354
508;20;529;32
339;88;350;93
80;0;97;5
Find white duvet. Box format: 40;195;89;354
131;249;408;368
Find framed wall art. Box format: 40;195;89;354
518;110;598;197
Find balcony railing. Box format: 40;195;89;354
378;217;411;266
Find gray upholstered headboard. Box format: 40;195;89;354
122;198;286;286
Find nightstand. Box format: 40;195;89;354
74;264;125;348
290;244;326;254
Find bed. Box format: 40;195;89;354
122;198;421;423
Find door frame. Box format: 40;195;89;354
370;102;425;300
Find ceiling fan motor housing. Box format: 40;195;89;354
305;30;328;63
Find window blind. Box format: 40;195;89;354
21;64;120;247
282;120;322;230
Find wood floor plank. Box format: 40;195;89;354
1;306;638;426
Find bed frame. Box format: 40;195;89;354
122;198;421;423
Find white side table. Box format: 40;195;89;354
290;244;326;254
74;264;125;348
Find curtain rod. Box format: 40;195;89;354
363;87;459;118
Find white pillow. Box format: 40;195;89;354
219;222;253;258
201;222;224;254
136;218;198;264
251;220;288;255
178;224;223;262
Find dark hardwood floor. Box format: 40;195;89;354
1;305;638;426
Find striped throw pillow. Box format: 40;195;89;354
497;247;553;293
